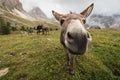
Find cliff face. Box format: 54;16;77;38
29;7;48;20
0;0;24;11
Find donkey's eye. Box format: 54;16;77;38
60;19;65;25
83;20;86;24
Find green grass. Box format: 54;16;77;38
0;29;120;80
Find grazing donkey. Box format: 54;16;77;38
36;25;49;35
52;3;94;75
42;27;49;35
36;25;43;34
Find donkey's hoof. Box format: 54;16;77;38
69;70;75;75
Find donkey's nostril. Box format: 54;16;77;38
67;32;73;39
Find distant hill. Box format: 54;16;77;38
88;14;120;29
28;7;48;20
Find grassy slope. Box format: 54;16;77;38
0;29;120;80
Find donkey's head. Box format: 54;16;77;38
52;3;94;55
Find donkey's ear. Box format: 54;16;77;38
80;3;94;18
52;10;64;21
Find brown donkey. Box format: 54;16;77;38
52;3;94;75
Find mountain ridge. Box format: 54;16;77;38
88;14;120;29
28;7;48;20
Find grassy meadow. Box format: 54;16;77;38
0;29;120;80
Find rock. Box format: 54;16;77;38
0;68;9;77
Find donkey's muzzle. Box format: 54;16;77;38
67;33;88;55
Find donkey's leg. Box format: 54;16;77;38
36;30;37;34
64;49;70;69
45;30;47;35
66;52;70;69
69;54;76;75
42;30;45;35
37;30;40;34
47;30;49;35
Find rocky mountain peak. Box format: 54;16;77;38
29;7;48;20
0;0;24;11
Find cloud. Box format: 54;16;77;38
20;0;120;18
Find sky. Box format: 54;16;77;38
20;0;120;18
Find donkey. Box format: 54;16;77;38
36;25;43;34
42;27;49;35
52;3;94;75
36;25;49;35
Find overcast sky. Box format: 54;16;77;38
20;0;120;18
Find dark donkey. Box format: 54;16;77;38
36;25;43;34
36;25;49;35
52;3;94;75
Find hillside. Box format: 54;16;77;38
0;11;58;30
0;0;58;30
0;29;120;80
0;11;58;29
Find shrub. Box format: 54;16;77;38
20;26;26;31
0;17;11;35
